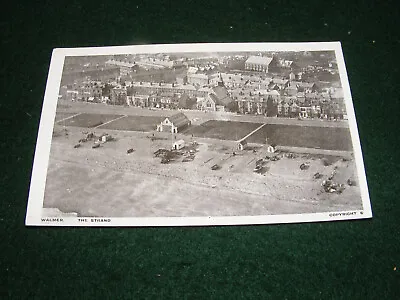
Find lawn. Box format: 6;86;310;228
184;120;263;141
54;112;78;122
246;124;353;151
98;115;165;132
61;113;123;128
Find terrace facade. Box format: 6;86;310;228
130;81;197;97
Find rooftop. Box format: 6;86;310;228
105;60;135;68
167;113;190;128
187;73;209;79
245;56;274;66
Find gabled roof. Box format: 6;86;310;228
166;113;190;128
272;78;289;85
208;93;220;105
105;60;135;68
212;86;233;106
245;56;273;66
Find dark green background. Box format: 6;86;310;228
1;1;399;298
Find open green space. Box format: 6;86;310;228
98;115;165;131
61;113;123;128
246;124;353;151
183;120;263;141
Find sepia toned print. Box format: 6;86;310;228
25;42;372;226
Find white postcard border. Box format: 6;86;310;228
25;42;372;227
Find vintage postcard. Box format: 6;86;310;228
25;42;372;226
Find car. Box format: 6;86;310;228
211;164;221;170
161;157;170;164
253;165;263;173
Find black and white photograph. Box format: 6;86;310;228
25;42;372;226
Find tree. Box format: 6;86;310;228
266;96;278;117
102;83;112;97
226;101;239;113
126;87;134;96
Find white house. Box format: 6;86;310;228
157;113;191;133
172;139;185;150
237;139;248;151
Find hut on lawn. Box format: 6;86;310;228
237;139;248;151
172;139;185;150
157;112;191;133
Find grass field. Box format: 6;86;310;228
54;112;78;122
98;115;165;131
55;109;353;151
184;120;263;141
60;113;123;128
246;124;353;151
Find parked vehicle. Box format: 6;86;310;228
211;164;221;170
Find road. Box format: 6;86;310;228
56;100;350;128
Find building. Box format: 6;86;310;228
270;78;289;90
110;86;127;105
76;81;103;102
157;113;191;133
197;94;217;111
237;139;248;151
209;94;226;112
176;75;187;85
212;84;234;107
59;85;79;101
105;60;136;76
285;83;298;96
126;94;149;107
197;86;214;97
267;145;276;153
177;94;196;109
278;59;297;70
172;139;185;150
136;57;182;69
277;101;291;117
187;73;209;86
245;56;274;73
130;81;197;97
156;92;175;109
208;73;221;86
